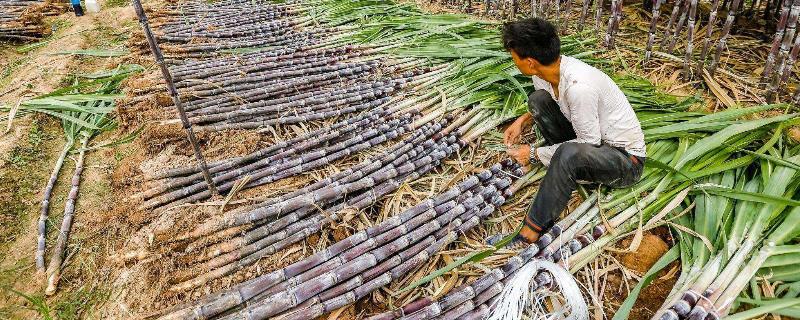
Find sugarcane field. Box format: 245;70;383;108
3;0;800;317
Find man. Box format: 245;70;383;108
491;18;647;246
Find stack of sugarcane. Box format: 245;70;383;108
137;117;456;288
136;0;610;210
3;0;67;38
0;0;63;41
145;0;341;57
373;104;798;320
149;160;523;320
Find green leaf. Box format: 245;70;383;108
693;186;800;207
726;298;800;320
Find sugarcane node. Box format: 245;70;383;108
672;299;692;316
682;290;700;305
592;225;605;239
705;311;721;320
687;305;709;320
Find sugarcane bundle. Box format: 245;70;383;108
0;0;56;40
126;112;500;279
374;104;797;320
152;160;522;320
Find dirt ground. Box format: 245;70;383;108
0;0;792;319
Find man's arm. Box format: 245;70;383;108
503;112;534;146
534;83;601;166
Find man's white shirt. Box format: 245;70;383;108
530;55;647;166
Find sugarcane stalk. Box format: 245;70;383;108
594;0;604;30
225;172;512;320
644;0;664;63
604;0;621;47
697;0;721;71
761;0;792;84
44;135;88;295
36;138;73;273
661;0;685;50
709;0;743;75
683;0;698;80
578;0;592;31
167;141;444;291
156;163;511;319
666;0;689;54
767;30;800;101
132;0;218;196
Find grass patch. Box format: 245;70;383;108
105;0;129;8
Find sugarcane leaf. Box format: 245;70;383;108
30;109;101;130
611;246;678;320
644;158;695;183
693;186;800;207
674;114;796;170
740;149;800;171
726;298;800;320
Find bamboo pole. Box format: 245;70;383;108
132;0;218;196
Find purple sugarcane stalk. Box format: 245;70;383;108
697;0;721;70
578;0;592;31
661;0;685;49
644;0;664;63
594;0;604;30
683;0;698;79
767;29;800;101
761;0;792;84
708;0;743;75
44;136;88;295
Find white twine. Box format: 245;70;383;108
488;260;588;320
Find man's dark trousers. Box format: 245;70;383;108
524;89;645;232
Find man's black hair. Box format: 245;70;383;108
502;18;560;66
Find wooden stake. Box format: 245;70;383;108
132;0;218;196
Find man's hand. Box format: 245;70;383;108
503;113;533;146
507;144;532;166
